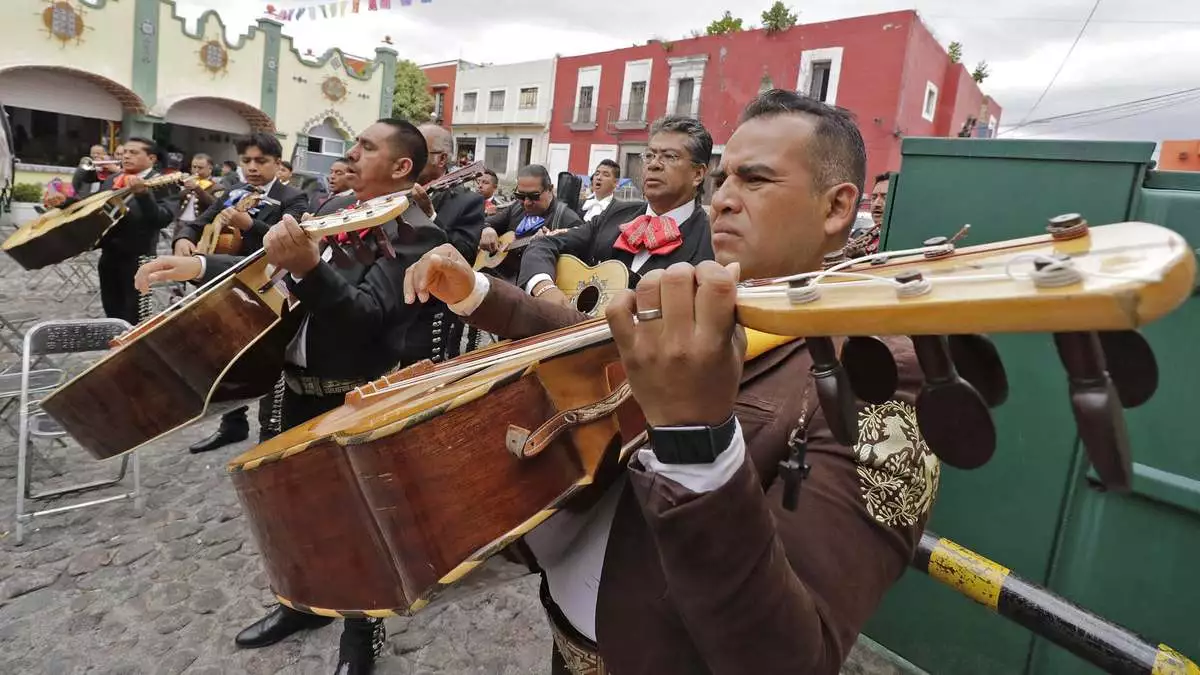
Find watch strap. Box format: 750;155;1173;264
647;415;738;465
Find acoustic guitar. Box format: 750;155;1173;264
2;173;190;270
226;220;1194;619
41;162;487;461
196;190;279;255
554;254;629;317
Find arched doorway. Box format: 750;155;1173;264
159;96;276;169
293;110;355;177
0;66;146;167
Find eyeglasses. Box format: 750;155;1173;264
513;190;543;202
641;150;688;166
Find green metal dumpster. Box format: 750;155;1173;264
862;138;1200;674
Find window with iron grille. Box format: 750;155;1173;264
489;90;506;112
576;86;594;123
627;81;647;121
462;92;477;112
519;88;538;110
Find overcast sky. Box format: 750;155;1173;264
174;0;1200;144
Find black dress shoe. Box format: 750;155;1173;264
235;605;334;648
334;618;384;674
189;425;250;454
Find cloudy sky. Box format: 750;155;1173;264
174;0;1200;143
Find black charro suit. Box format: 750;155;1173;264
483;198;584;284
64;170;175;324
515;199;713;292
431;184;487;262
175;180;309;255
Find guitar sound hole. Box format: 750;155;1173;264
575;285;601;314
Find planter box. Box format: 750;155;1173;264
9;202;41;227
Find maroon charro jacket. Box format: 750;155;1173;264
469;279;939;674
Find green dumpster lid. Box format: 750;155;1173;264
1144;170;1200;191
901;138;1156;164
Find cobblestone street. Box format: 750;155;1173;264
0;238;904;674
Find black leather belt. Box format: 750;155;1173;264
282;371;362;397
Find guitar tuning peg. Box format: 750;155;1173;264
948;334;1009;408
808;337;858;447
1053;332;1133;492
1097;330;1158;409
841;336;898;405
912;335;996;469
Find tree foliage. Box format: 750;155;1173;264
972;60;991;84
392;59;434;123
948;41;963;64
706;11;744;35
761;2;798;34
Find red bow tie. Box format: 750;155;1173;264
613;215;683;255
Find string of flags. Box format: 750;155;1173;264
265;0;432;21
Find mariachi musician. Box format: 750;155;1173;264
412;124;486;262
402;93;937;675
170;153;223;243
477;164;584;283
51;137;174;325
172;134;308;453
135;118;451;674
520;116;714;310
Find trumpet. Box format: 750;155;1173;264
79;157;121;171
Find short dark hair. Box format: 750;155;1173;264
648;116;713;166
222;160;238;170
376;118;428;182
596;158;621;180
482;168;498;183
125;137;159;161
517;164;553;190
281;160;293;171
874;172;893;186
741;89;867;197
235;132;283;160
191;153;212;167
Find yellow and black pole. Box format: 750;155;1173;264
914;532;1198;675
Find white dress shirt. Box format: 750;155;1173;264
445;218;741;642
523;200;696;296
581;193;614;223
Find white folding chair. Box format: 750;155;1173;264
14;318;141;544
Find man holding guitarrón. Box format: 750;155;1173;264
402;91;938;674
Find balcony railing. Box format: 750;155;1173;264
615;102;648;130
569;106;596;130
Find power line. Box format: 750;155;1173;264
1015;92;1200;138
1013;0;1103;128
1002;86;1200;134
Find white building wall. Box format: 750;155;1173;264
452;58;556;180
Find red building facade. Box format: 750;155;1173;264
420;60;460;127
545;11;1001;193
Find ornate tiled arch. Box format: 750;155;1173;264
298;108;355;139
0;65;147;114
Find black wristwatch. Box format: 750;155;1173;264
647;414;738;465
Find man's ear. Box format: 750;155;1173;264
692;162;709;189
822;182;859;239
391;157;414;182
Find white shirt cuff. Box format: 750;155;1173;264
193;255;206;280
525;273;553;295
447;271;490;316
636;418;745;493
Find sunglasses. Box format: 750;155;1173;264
513;190;543;202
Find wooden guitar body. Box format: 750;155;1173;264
472;231;518;270
41;256;292;460
229;338;643;616
2;192;125;269
555;254;630;317
197;222;243;255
